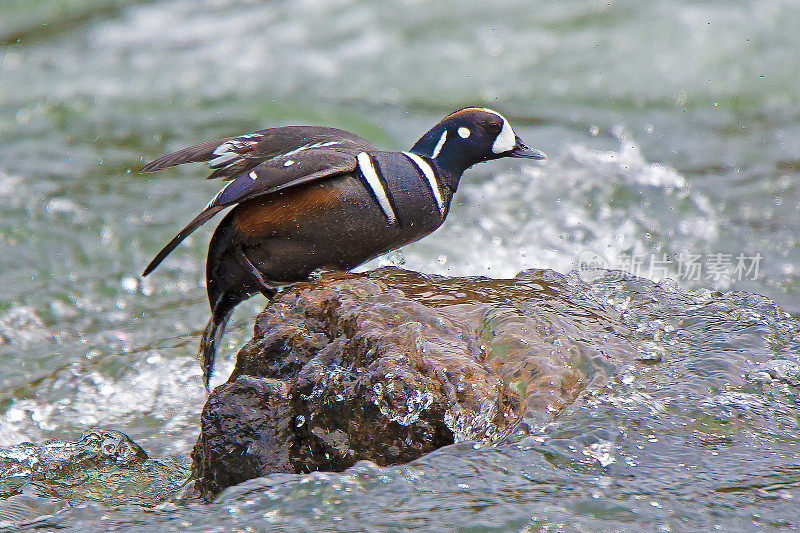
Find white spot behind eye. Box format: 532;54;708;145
457;127;470;139
491;118;516;154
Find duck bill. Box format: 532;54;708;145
510;137;546;159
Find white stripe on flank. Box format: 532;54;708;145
356;152;396;224
403;152;445;216
432;130;447;159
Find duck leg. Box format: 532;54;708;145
235;246;278;299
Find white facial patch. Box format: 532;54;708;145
491;117;516;154
457;127;470;139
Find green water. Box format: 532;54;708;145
1;0;799;530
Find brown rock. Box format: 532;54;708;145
190;267;634;499
189;376;294;499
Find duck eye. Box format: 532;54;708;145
486;122;502;134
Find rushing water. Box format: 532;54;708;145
1;0;799;530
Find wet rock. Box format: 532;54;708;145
191;267;636;499
0;428;183;522
190;375;294;498
0;428;148;497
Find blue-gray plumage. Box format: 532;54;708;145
141;107;545;388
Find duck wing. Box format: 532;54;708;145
139;125;376;181
142;145;364;276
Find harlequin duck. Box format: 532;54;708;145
141;107;545;388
